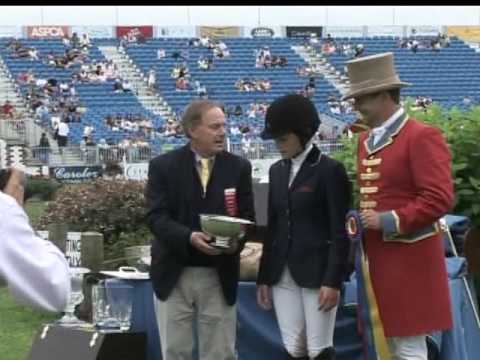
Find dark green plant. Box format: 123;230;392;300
26;177;62;201
331;102;480;225
37;179;151;261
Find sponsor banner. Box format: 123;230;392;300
25;165;43;176
406;26;442;36
156;26;196;38
123;163;148;181
116;26;153;39
324;26;364;38
26;26;71;38
71;26;114;38
250;27;275;38
66;232;82;267
366;26;404;37
199;26;241;38
50;166;102;184
243;26;285;38
286;26;323;38
0;26;22;38
447;26;480;42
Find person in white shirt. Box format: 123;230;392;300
0;167;70;312
157;49;166;60
57;120;70;151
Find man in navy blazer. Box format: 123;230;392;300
145;100;255;360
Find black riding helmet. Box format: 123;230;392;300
260;94;321;147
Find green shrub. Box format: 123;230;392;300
37;179;151;261
25;177;62;201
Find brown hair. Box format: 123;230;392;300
181;100;224;138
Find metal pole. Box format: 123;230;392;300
440;218;480;329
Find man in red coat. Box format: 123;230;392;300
343;52;454;359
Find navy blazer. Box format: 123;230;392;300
257;145;351;289
145;144;255;305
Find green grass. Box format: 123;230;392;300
0;200;55;359
0;288;59;360
25;200;49;226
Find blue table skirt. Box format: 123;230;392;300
109;257;480;360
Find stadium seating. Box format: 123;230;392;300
1;36;478;148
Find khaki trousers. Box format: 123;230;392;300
153;267;237;360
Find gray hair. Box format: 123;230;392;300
181;100;224;138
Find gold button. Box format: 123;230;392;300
366;168;372;173
364;194;369;199
369;155;374;159
366;181;371;186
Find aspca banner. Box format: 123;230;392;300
199;26;241;38
26;26;71;38
116;26;153;39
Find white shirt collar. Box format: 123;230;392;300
372;107;404;133
291;137;315;167
191;146;216;164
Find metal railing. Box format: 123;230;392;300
24;139;344;167
0;119;26;141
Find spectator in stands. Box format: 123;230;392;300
147;69;156;91
305;77;316;98
234;105;243;117
438;32;450;48
80;33;91;49
230;124;241;137
71;32;80;48
199;35;211;47
35;103;50;124
97;138;110;161
62;34;71;48
463;95;473;107
171;51;187;62
175;77;190;91
83;123;94;139
6;38;21;52
198;57;211;70
214;41;230;58
157;48;166;59
354;43;364;58
188;38;201;47
28;48;39;61
56;120;69;153
113;78;123;93
38;133;50;164
194;81;208;99
2;100;15;118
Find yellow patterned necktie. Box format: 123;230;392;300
200;158;211;194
